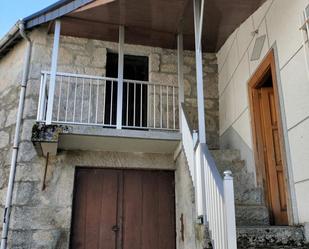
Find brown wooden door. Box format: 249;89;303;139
259;87;288;225
70;169;119;249
70;168;176;249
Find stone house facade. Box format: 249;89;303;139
0;25;218;249
0;0;309;249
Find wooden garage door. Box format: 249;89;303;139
70;168;176;249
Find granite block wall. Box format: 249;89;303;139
0;25;219;248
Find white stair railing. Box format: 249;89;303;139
181;103;198;184
180;104;237;249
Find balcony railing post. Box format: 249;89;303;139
37;73;47;121
116;25;125;129
223;170;237;249
46;20;61;125
177;33;184;131
37;73;44;121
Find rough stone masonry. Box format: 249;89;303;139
0;24;219;248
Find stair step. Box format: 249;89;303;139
210;149;241;162
215;159;245;174
237;226;308;248
235;187;264;205
211;149;246;179
236;205;270;226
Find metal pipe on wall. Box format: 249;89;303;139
0;21;32;249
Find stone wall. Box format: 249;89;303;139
0;38;29;240
175;151;197;249
29;25;219;148
0;25;219;248
150;50;219;148
175;151;212;249
8;150;175;248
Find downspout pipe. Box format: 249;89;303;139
0;20;32;249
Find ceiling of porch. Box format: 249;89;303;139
59;0;265;51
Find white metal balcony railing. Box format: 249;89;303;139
181;104;237;249
37;71;179;131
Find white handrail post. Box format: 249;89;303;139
177;33;185;131
223;170;237;249
46;20;61;125
116;25;125;129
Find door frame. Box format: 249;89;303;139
248;50;292;225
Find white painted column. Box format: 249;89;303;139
177;33;185;130
116;25;125;129
224;170;237;249
46;20;61;125
193;0;207;223
193;0;206;144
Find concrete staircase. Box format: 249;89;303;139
237;226;308;249
211;149;269;226
209;149;309;249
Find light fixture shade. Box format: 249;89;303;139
251;35;266;61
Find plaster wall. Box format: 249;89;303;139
217;0;309;224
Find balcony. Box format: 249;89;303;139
33;71;181;156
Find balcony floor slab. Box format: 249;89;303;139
32;123;181;156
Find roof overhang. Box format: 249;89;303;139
0;0;94;58
0;0;265;57
0;22;22;59
57;0;265;51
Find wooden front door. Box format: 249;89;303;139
249;51;289;225
70;168;176;249
259;87;288;225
